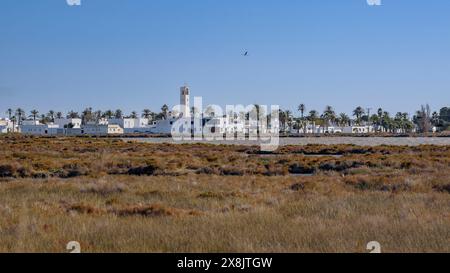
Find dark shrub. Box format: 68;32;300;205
66;168;88;178
319;162;337;171
288;164;315;174
196;167;220;175
0;165;14;177
319;161;363;172
32;172;49;179
221;168;244;176
17;167;32;178
290;183;305;191
128;165;157;176
433;184;450;194
114;205;175;217
59;165;89;178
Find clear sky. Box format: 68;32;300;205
1;0;449;117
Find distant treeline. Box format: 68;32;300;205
4;104;450;133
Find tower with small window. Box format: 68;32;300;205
180;86;190;118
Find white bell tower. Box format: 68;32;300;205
180;86;190;118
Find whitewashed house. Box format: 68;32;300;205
299;124;323;134
0;118;14;133
20;120;62;136
81;124;124;136
150;117;178;134
108;118;153;133
342;125;375;134
54;118;82;129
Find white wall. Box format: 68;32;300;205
20;124;61;135
54;118;82;128
109;118;149;129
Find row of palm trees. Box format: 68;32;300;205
5;103;444;133
4;105;173;126
6;108;68;125
276;104;435;133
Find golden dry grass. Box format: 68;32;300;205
0;136;449;253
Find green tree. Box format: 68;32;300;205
161;104;169;119
30;109;39;121
82;107;93;124
353;106;365;125
6;109;13;119
338;113;350;127
413;105;432;133
114;109;123;119
67;111;80;119
104;110;114;119
15;108;25;125
369;114;379;127
321;105;336;131
307;110;319;123
142;109;152;119
47;110;55;122
381;111;392;133
298;104;306;119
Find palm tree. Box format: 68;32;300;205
338;113;350;127
94;110;102;122
369;114;379;127
67;111;80;119
142;109;152;119
6;109;13;119
15;108;25;125
297;104;306;134
298;104;306;119
114;109;123;119
47;110;55;122
56;112;63;119
10;116;17;133
104;110;114;119
431;111;440;127
353;106;365;125
381;111;392;132
377;108;383;118
40;114;50;124
130;111;138;119
161;104;169;119
322;105;336;131
30;110;39;121
394;112;404;133
308;110;319;122
82;107;93;124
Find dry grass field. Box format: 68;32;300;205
0;135;449;253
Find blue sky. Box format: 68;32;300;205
1;0;449;117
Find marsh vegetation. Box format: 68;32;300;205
0;136;449;252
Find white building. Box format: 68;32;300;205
54;118;82;129
342;125;375;134
81;124;124;136
0;118;14;133
108;118;153;133
150;86;281;137
20;121;62;136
